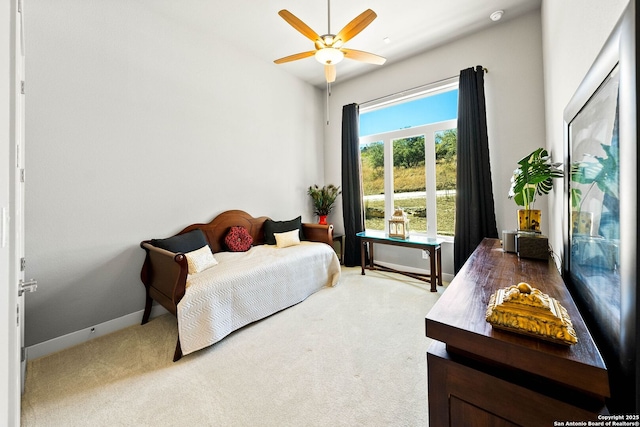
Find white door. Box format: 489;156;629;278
16;0;27;390
0;2;17;424
16;0;36;385
3;1;21;425
11;0;36;423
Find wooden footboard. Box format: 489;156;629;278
139;210;335;361
139;242;188;361
139;243;188;318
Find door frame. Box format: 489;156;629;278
2;0;22;425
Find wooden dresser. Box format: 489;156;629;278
425;238;609;426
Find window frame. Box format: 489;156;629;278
360;119;457;240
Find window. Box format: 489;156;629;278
359;80;458;238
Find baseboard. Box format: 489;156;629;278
25;263;452;361
374;260;455;283
26;305;169;361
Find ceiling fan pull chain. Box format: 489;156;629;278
327;0;331;34
326;81;331;125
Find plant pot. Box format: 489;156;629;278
318;215;328;225
572;211;594;235
517;209;541;232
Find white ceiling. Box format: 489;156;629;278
174;0;541;88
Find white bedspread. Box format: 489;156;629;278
177;242;341;355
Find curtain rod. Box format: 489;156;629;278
359;67;488;109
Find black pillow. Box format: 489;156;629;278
150;229;208;253
263;217;305;245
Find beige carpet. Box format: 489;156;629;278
21;267;445;427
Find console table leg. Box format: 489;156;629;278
361;241;366;275
429;247;437;292
436;246;442;287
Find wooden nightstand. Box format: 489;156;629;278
332;234;344;264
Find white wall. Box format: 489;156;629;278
541;0;628;267
24;1;325;346
324;10;546;275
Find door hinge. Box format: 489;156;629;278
16;304;19;327
20;169;25;183
21;80;25;94
18;0;22;14
20;257;26;271
21;347;26;363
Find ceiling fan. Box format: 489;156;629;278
274;0;386;83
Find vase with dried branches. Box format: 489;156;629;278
308;184;341;225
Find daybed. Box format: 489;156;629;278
140;210;341;361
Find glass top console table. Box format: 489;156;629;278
356;230;443;292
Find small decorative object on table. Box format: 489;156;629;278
485;282;577;345
308;184;341;225
388;208;410;239
516;231;549;260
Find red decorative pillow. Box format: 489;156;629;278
225;226;253;252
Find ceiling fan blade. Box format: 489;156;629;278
325;64;336;83
341;48;386;65
278;10;322;43
335;9;377;45
274;51;316;64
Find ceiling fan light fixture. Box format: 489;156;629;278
315;47;344;65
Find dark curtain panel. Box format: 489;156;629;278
341;103;365;267
454;66;498;273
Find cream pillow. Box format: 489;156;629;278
185;245;218;274
274;229;301;248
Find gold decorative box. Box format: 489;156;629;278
485;282;578;345
388;208;410;239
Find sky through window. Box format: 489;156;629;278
360;90;458;137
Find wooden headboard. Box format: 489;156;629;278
178;210;269;254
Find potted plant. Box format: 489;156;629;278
570;143;619;235
508;148;563;232
308;184;341;225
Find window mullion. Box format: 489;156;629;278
425;130;438;238
384;137;394;234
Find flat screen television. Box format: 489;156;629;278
563;0;638;413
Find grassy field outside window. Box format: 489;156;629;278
361;128;457;236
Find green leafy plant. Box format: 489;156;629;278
570;143;619;210
508;148;563;210
308;184;341;216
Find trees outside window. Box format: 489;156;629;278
360;122;457;237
